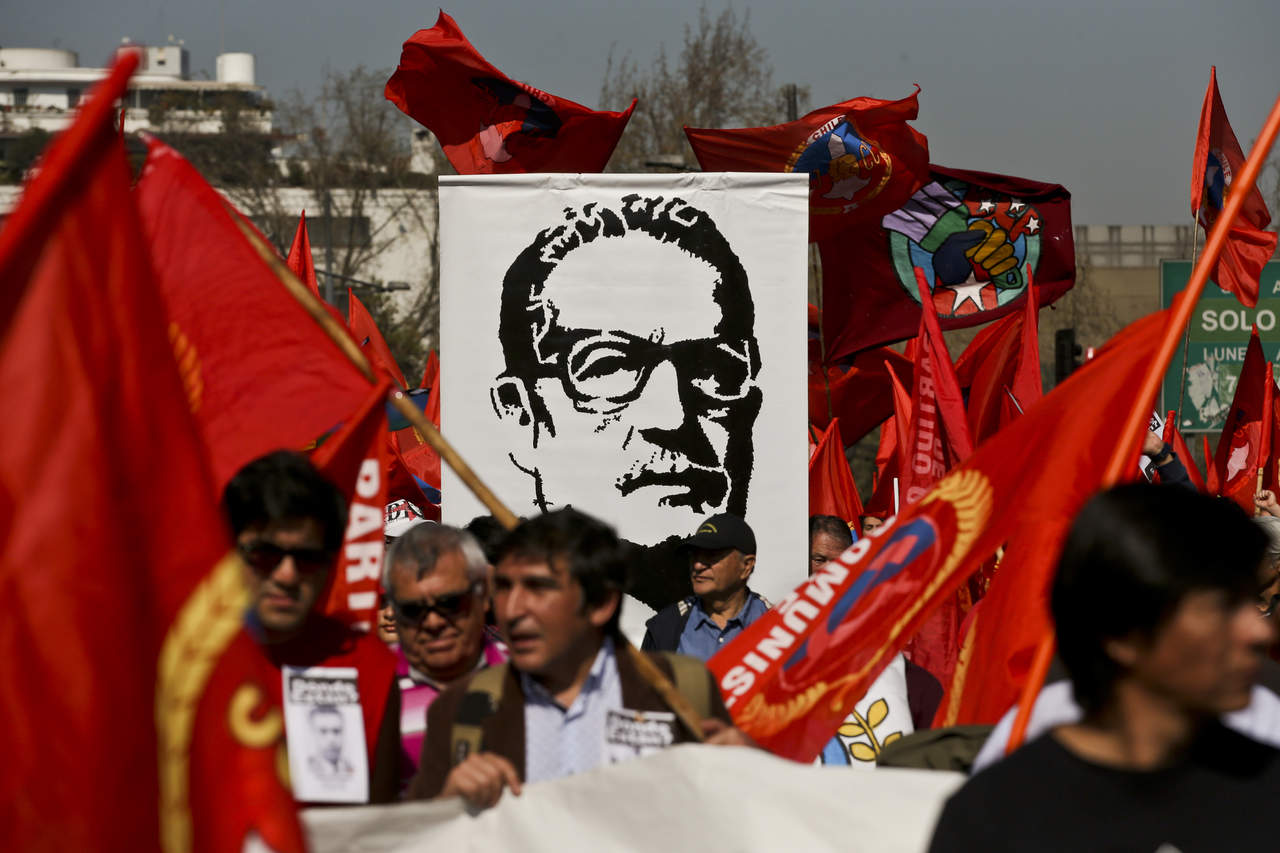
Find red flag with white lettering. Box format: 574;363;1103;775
311;380;393;630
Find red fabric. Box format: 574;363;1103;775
1205;434;1221;495
420;348;439;390
401;439;442;492
1162;411;1207;492
819;165;1075;362
711;306;1170;759
285;210;321;298
809;419;865;529
348;288;408;389
385;11;635;174
135;138;372;491
808;345;914;446
0;54;302;851
685;89;929;243
311;381;392;630
1265;396;1280;496
1190;67;1278;309
961;278;1043;444
387;439;442;520
1211;328;1268;511
863;350;914;518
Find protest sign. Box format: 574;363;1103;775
438;173;810;610
283;666;370;804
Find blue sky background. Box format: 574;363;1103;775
9;0;1280;222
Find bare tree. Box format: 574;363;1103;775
599;3;809;171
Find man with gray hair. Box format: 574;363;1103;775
383;523;508;789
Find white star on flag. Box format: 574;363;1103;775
978;200;995;214
1025;217;1040;234
1009;199;1026;213
944;281;987;313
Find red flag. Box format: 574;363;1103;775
863;352;914;518
820;165;1075;361
285;210;321;298
809;419;865;528
1162;410;1207;492
1190;67;1278;309
960;276;1043;444
420;348;439;390
135;137;372;490
385;11;635;174
311;380;393;630
0;54;302;851
808;345;914;446
685;89;929;243
1204;433;1221;495
1212;327;1268;511
348;288;408;389
710;305;1169;759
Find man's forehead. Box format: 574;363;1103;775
496;555;571;580
538;235;725;338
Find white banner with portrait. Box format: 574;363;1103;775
439;173;809;615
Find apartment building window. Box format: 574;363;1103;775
13;88;29;108
66;88;82;108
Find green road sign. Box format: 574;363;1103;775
1161;259;1280;433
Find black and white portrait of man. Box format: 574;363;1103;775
439;174;809;623
490;194;762;534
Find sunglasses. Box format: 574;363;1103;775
392;582;483;625
238;540;333;575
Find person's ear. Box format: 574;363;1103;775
1104;635;1142;669
491;376;534;428
740;553;756;583
587;588;622;631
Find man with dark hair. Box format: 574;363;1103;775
489;195;762;554
929;483;1280;851
808;513;856;574
408;508;736;809
641;512;769;661
223;450;400;804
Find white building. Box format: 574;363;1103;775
0;42;271;135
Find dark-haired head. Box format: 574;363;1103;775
222;450;346;552
496;507;630;637
1051;482;1268;715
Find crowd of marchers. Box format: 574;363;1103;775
226;426;1280;850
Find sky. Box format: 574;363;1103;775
8;0;1280;223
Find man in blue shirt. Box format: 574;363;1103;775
641;512;769;661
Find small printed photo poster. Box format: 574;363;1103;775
282;665;368;803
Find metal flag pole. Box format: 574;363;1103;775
1174;218;1203;426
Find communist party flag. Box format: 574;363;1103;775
1190;67;1278;309
1162;411;1207;492
1211;327;1269;511
348;288;408;389
0;53;303;851
819;166;1075;362
956;274;1044;444
135;137;372;491
311;380;393;631
684;88;929;243
385;11;635;174
809;419;865;530
709;304;1169;760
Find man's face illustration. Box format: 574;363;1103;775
495;231;761;544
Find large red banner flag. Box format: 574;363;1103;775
819;165;1075;362
312;380;393;631
684;89;930;243
809;419;865;527
0;54;303;852
135;137;373;490
1212;327;1268;511
709;305;1169;761
1190;67;1278;309
385;11;636;174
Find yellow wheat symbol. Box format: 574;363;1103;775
837;698;903;762
168;323;203;414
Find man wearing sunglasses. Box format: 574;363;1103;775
489;195;762;583
383;523;508;787
223;450;400;804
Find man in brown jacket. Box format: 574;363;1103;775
408;508;744;809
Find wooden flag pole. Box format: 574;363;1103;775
233;211;707;739
1007;91;1280;755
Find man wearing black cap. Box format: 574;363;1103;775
640;512;769;661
